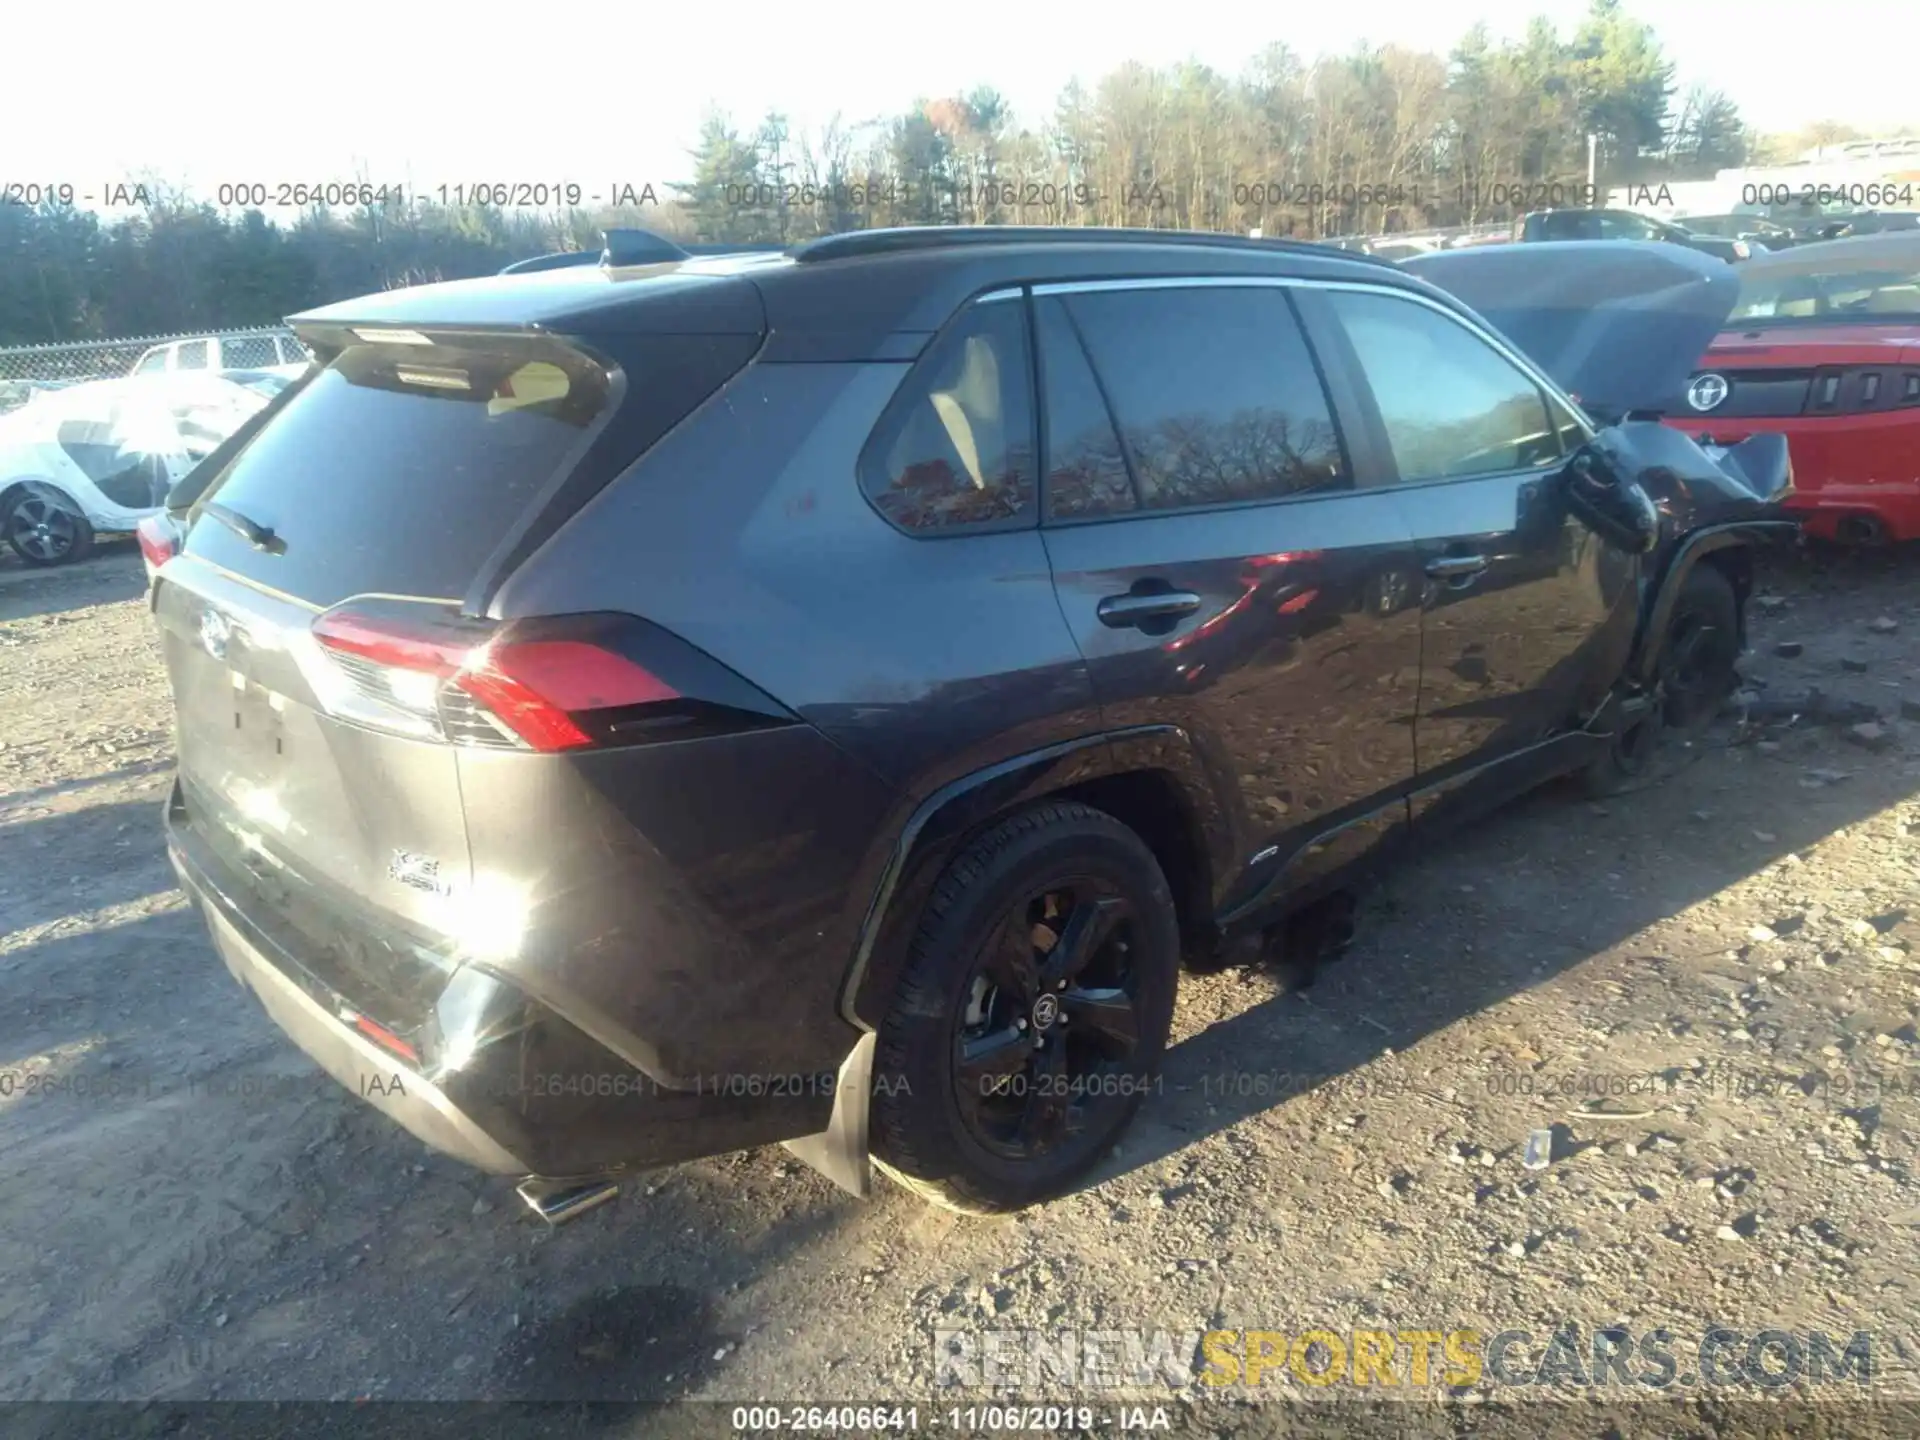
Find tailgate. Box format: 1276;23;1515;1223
155;564;476;1016
155;322;760;1018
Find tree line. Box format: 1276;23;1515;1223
0;0;1886;347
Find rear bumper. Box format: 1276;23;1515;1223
1783;487;1920;542
187;858;530;1173
166;781;839;1178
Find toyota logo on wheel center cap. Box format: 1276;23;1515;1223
1687;373;1730;412
1031;993;1060;1030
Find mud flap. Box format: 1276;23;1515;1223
782;1031;876;1198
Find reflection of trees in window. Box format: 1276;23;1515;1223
864;303;1036;532
1035;295;1137;520
1386;390;1555;478
1122;407;1344;509
871;440;1036;530
1047;447;1134;517
1047;419;1134;518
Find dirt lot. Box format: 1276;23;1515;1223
3;540;1919;1430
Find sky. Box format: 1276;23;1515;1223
6;0;1915;215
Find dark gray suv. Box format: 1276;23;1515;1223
151;228;1794;1216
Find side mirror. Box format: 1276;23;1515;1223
1563;442;1661;554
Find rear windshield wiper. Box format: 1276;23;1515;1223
200;502;285;555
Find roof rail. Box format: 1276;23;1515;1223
600;228;691;267
788;225;1399;268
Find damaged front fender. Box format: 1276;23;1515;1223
1575;420;1799;687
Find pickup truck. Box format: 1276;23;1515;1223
1514;208;1752;263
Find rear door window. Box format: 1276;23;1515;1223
1059;285;1348;511
1034;296;1135;520
1538;211;1598;241
1597;212;1661;240
184;335;615;606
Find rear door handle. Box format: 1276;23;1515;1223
1423;554;1488;580
1096;590;1203;628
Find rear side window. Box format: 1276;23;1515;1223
184;335;614;606
1034;297;1135;520
860;299;1036;533
223;336;281;369
1535;211;1596;241
1062;286;1347;511
1326;290;1559;481
1596;213;1656;240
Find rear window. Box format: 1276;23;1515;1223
183;335;614;605
1730;266;1920;322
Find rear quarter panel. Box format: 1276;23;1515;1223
486;359;1104;1074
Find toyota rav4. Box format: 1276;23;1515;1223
151;228;1793;1217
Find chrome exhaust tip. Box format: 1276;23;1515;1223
516;1176;620;1225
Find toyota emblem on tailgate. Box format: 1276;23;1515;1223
197;608;232;661
1687;373;1729;412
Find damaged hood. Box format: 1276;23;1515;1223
1401;241;1739;421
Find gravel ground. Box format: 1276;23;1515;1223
2;540;1919;1433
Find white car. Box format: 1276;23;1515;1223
0;372;290;566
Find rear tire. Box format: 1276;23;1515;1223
3;485;94;567
871;801;1179;1215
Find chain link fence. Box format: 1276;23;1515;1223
0;329;303;416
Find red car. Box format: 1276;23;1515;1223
1666;232;1920;543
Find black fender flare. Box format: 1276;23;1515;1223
838;723;1237;1033
785;723;1236;1199
1628;520;1799;689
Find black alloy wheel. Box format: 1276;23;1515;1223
952;881;1145;1161
871;801;1179;1214
5;489;94;566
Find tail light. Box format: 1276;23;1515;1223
137;515;179;571
1806;366;1920;415
305;599;791;752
